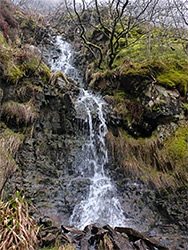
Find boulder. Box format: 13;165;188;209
142;84;184;127
39;223;170;249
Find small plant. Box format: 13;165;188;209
0;190;40;250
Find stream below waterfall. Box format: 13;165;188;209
50;36;127;229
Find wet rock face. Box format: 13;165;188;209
142;84;184;127
105;82;185;137
2;81;89;227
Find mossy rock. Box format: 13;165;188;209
89;70;117;92
157;71;188;96
142;59;168;74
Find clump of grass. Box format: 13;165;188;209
0;124;24;196
17;83;43;103
49;71;69;85
1;101;38;126
0;151;18;199
0;190;40;250
107;124;188;190
0;125;24;156
4;61;23;84
89;70;117;91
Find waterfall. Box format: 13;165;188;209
50;36;126;230
70;90;126;229
50;36;84;85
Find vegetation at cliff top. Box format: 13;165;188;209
55;0;188;99
62;0;188;71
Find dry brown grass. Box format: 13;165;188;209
0;191;40;250
49;71;69;85
107;128;188;190
0;125;24;197
0;152;17;198
0;127;24;157
1;101;38;126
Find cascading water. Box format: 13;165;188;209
50;36;126;230
50;36;84;85
70;90;126;229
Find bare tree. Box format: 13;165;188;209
10;0;29;7
63;0;161;69
172;0;188;55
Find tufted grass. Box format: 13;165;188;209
1;101;38;126
107;124;188;190
0;123;24;197
0;190;40;250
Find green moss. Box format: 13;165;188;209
183;103;188;110
118;38;127;48
21;18;36;30
4;62;23;84
124;66;150;76
143;59;168;73
164;125;188;169
21;55;50;83
40;63;50;82
31;24;36;30
151;104;160;111
157;71;188;95
21;20;26;28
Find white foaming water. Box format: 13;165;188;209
70;90;126;229
50;36;83;84
50;36;126;230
